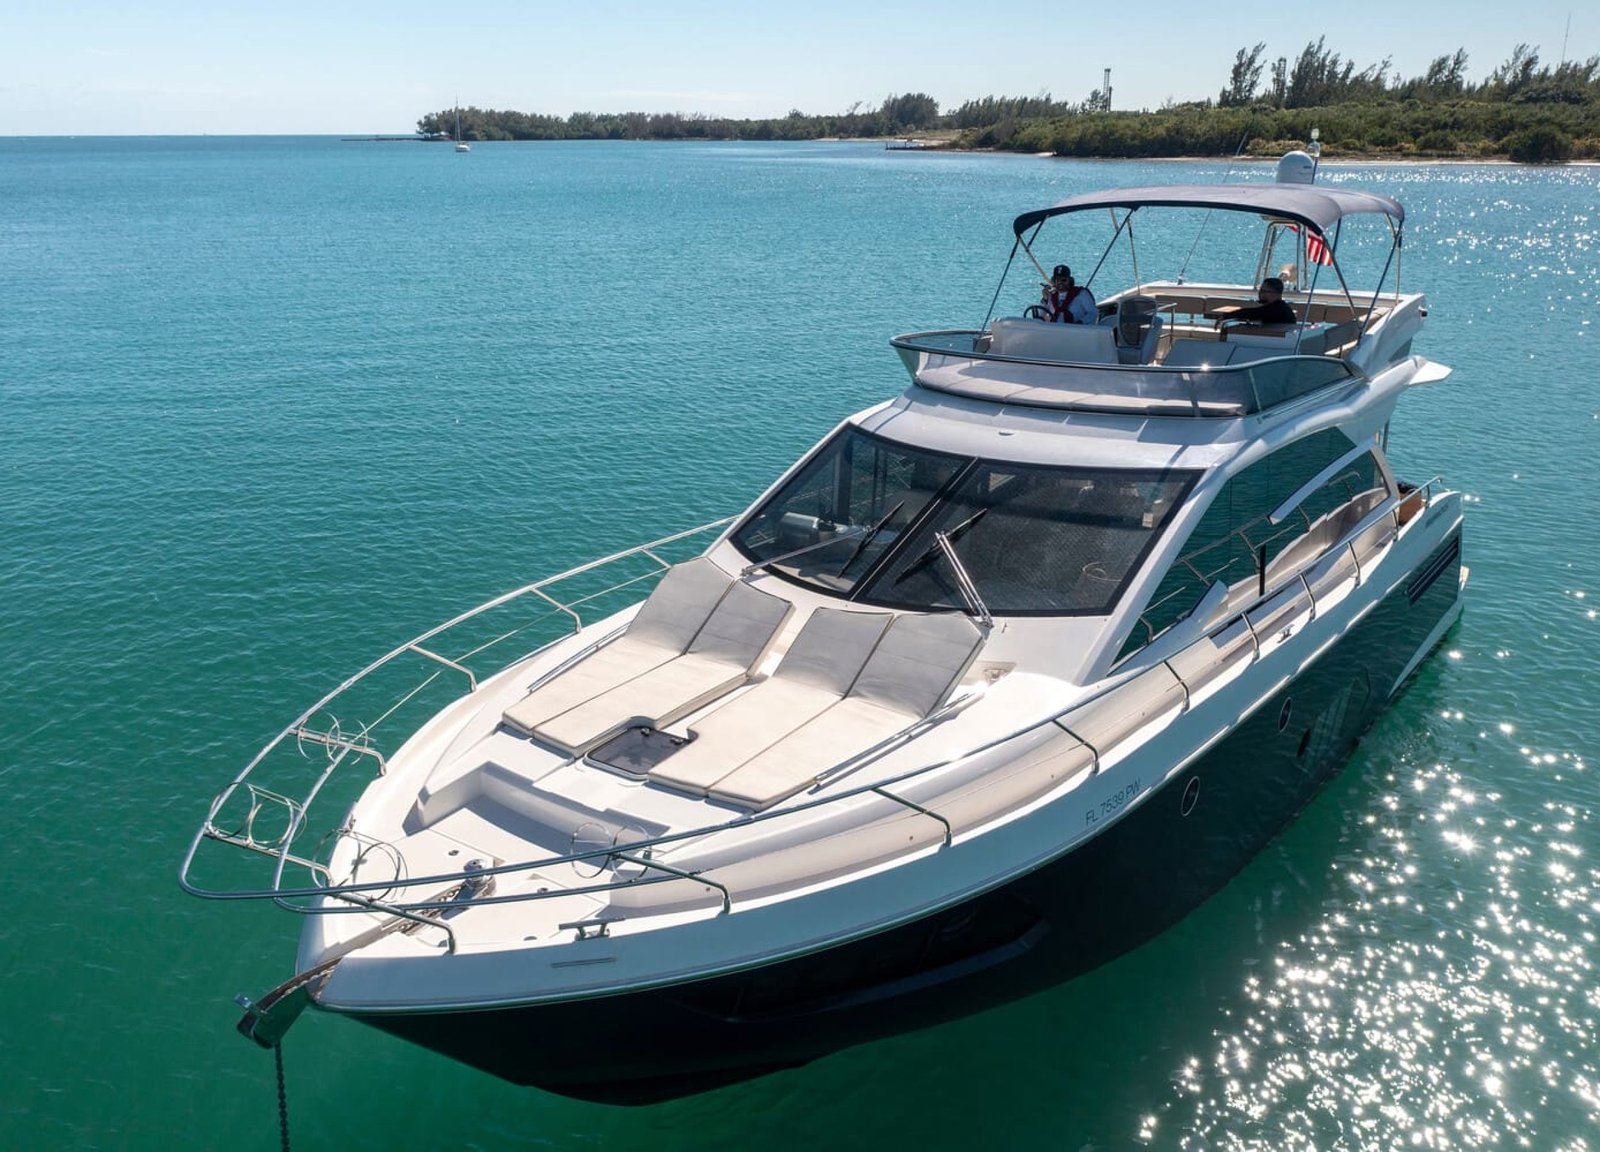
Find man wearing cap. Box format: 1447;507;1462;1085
1042;264;1097;325
1224;277;1297;326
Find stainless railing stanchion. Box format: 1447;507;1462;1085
1053;721;1101;775
613;853;732;915
1162;659;1191;710
405;644;478;692
871;787;953;847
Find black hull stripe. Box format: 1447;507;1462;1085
1407;534;1460;605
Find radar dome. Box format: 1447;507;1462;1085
1276;150;1317;185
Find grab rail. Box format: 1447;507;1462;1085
181;517;735;900
406;644;479;692
182;486;1438;927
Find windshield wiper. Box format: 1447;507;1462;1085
892;507;989;586
835;500;905;577
935;531;993;628
741;521;864;577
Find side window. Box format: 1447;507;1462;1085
1121;430;1383;658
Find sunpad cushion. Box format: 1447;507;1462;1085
771;608;893;693
686;580;794;666
501;559;733;735
645;608;891;794
627;557;736;651
502;635;676;735
526;579;794;754
530;654;745;753
647;677;842;794
702;612;985;810
849;612;984;717
706;696;914;810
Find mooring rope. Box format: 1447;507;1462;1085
273;1043;291;1152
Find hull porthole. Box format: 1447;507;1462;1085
1180;776;1201;817
1278;698;1293;732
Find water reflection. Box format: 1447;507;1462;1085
1143;162;1600;1150
1166;709;1597;1149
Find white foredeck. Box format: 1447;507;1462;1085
287;471;1457;996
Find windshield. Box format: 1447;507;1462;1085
732;427;1197;615
730;428;964;594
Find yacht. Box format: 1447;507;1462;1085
184;152;1466;1104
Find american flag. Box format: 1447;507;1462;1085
1305;228;1333;266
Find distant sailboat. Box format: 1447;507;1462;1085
454;105;471;153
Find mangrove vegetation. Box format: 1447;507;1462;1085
419;40;1600;162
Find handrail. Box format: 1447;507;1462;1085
331;889;460;955
406;644;479;692
182;487;1433;923
613;852;732;916
1053;721;1101;775
1269;436;1380;525
293;727;388;776
872;786;953;847
180;517;735;897
1163;659;1191;711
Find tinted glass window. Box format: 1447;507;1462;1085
861;462;1196;615
731;428;966;595
1123;430;1386;655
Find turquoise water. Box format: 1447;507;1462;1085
2;137;1597;1150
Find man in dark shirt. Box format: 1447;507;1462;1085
1225;277;1297;325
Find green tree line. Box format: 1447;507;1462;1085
419;41;1600;162
1012;40;1598;162
417;93;947;144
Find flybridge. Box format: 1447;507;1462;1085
891;316;1367;418
888;163;1422;416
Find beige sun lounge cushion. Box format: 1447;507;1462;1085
501;557;733;736
648;608;893;794
530;579;794;754
707;611;985;811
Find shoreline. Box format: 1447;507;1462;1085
844;138;1576;165
12;134;1587;165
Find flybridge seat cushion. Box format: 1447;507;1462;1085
704;611;986;811
530;579;794;754
1118;315;1164;365
1162;339;1246;369
649;608;894;794
501;557;733;736
1115;297;1164;366
1224;322;1330;355
989;318;1118;365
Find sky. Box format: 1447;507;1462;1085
1;1;1592;135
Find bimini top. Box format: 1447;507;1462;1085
1013;183;1405;238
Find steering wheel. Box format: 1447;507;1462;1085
1023;304;1050;321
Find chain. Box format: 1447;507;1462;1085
273;1043;291;1152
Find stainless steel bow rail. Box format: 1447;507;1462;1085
181;518;734;906
182;477;1446;982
